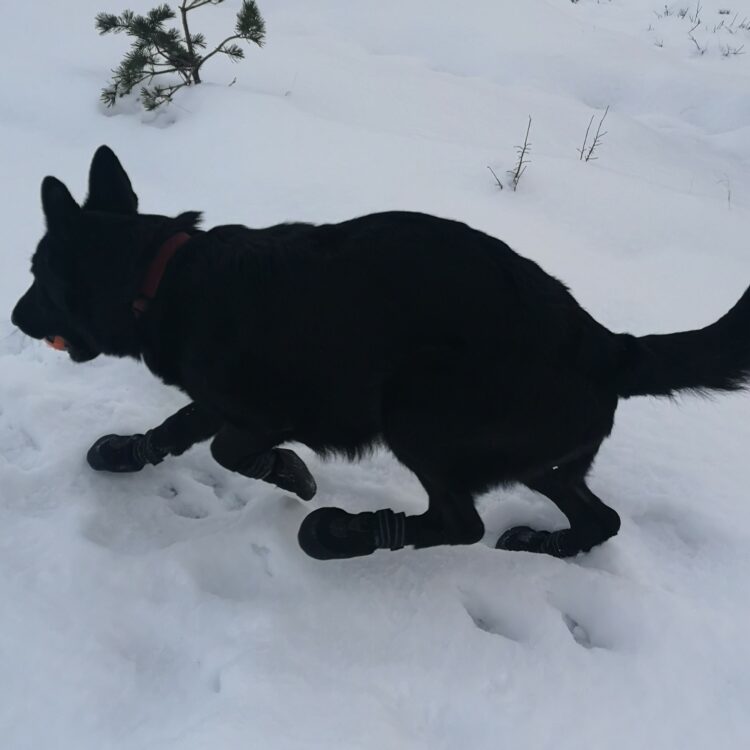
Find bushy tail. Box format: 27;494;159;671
615;285;750;398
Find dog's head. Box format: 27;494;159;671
11;146;140;362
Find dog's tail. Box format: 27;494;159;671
614;284;750;398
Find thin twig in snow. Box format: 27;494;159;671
487;166;504;190
584;106;609;162
578;114;595;161
507;116;532;191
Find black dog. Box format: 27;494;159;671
12;146;750;560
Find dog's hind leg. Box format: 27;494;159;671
87;401;222;473
497;456;621;558
298;364;486;560
408;482;485;549
297;483;484;560
210;424;317;502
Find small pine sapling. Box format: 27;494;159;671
507;116;532;191
96;0;266;111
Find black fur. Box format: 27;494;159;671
11;147;750;559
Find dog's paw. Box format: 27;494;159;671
298;507;407;559
496;526;577;557
87;434;147;473
298;508;379;560
266;448;317;501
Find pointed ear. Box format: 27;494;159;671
84;145;138;214
41;177;81;229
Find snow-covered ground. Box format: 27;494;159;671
2;0;750;747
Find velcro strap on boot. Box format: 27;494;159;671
374;509;407;551
132;430;167;466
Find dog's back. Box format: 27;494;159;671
147;211;620;469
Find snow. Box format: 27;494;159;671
2;0;750;747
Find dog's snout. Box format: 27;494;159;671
11;287;44;339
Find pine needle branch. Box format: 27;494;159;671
140;82;189;110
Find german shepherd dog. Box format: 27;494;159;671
12;147;750;560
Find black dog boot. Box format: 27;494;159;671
298;507;407;560
87;431;166;472
496;526;576;557
236;447;317;501
266;448;317;501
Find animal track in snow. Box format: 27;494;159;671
251;543;273;577
157;484;179;499
167;495;210;520
157;483;210;519
188;470;250;509
159;471;251;518
461;590;526;643
0;423;39;469
190;469;226;498
562;613;593;648
547;580;626;651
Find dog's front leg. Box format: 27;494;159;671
210;424;317;502
87;402;223;473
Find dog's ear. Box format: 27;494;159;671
41;177;81;230
84;145;139;214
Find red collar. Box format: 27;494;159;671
132;232;192;316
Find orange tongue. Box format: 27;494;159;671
45;336;68;351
